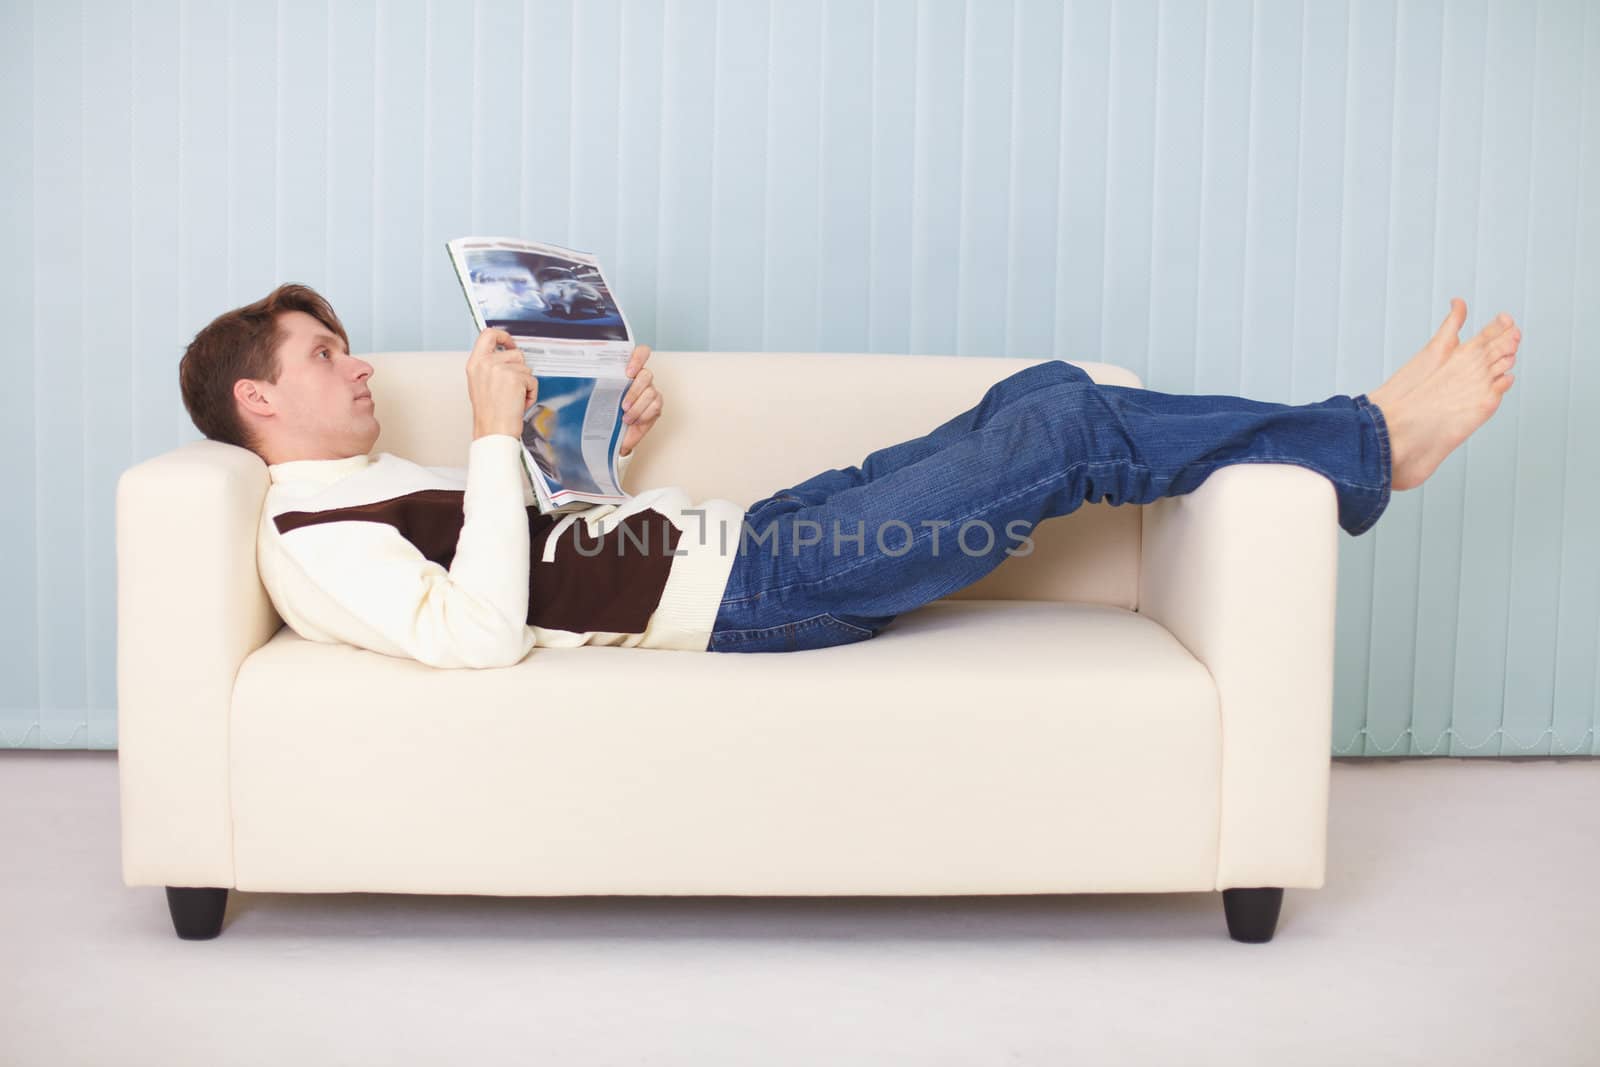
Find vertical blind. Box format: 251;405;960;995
1;0;1594;755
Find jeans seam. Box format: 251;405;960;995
1357;394;1393;482
1350;394;1393;534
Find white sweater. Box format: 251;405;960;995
257;434;746;668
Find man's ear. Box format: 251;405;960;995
234;378;273;419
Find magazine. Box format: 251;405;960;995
444;236;637;515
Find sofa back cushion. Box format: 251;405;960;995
366;350;1142;609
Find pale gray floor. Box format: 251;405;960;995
3;752;1596;1066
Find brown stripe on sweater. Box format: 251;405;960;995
533;510;681;634
273;489;678;635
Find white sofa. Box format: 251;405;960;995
116;350;1340;943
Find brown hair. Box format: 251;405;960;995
177;283;351;455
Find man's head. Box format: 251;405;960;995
178;283;378;465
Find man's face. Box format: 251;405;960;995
242;310;379;463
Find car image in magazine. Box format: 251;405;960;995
445;237;638;514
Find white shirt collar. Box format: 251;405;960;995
266;451;375;487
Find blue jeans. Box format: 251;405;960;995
705;358;1391;654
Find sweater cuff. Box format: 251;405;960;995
465;434;526;506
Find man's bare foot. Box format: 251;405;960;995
1371;298;1514;407
1366;308;1522;491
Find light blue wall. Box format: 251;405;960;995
2;0;1595;755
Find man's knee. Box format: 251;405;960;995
1007;359;1089;391
1042;358;1090;384
983;360;1094;427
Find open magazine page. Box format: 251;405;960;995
445;236;635;511
517;348;632;510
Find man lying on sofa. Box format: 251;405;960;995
178;283;1521;666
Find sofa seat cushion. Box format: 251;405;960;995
229;600;1223;896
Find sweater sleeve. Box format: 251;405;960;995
263;435;535;669
615;446;635;489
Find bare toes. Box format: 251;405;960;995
1469;328;1519;366
1475;314;1515;344
1492;329;1522;357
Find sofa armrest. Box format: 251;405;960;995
116;440;282;888
1137;463;1339;892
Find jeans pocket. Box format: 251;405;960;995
707;612;877;654
818;613;876;642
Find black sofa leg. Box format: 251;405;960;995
1222;887;1283;943
166;886;229;940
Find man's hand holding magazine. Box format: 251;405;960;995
467;327;539;441
618;343;662;458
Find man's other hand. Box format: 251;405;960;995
619;343;662;457
467;328;537;440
